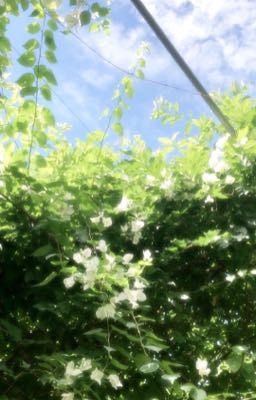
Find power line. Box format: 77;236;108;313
130;0;236;134
57;19;215;99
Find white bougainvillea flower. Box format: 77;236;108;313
202;172;219;184
131;220;145;233
61;393;74;400
108;374;123;389
123;253;134;265
96;240;108;253
143;249;152;262
90;368;104;385
96;303;116;320
225;175;235;185
63;276;75;289
115;196;132;212
196;358;211;377
80;358;92;371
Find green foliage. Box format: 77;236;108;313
1;1;256;400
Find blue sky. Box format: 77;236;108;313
9;0;256;148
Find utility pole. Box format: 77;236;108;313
130;0;235;134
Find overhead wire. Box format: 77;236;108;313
56;18;216;99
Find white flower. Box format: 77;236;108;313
205;195;214;204
131;220;144;233
108;374;123;389
146;175;156;186
96;240;108;253
81;270;97;291
96;303;116;320
143;249;152;262
116;288;146;309
226;274;236;283
80;358;92;371
134;279;146;289
65;361;82;378
90;216;101;224
196;358;211;377
90;368;104;385
82;248;92;259
216;134;230;150
73;248;92;265
105;254;115;270
73;252;83;264
63;276;75;289
209;149;229;173
85;256;99;272
123;253;134;264
202;173;219;184
225;175;235;185
180;294;190;301
160;179;173;190
61;393;74;400
115;196;132;212
103;217;112;227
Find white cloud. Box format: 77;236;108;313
137;0;256;86
80;68;114;89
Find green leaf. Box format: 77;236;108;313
122;76;134;98
80;10;91;26
112;122;123;136
111;358;128;370
161;373;180;384
140;362;159;374
27;22;41;34
33;245;53;257
44;30;56;50
33;271;58;287
91;3;109;16
113;106;123;119
18;51;36;67
0;36;11;52
47;19;58;31
44;50;57;64
135;69;144;80
190;388;207;400
40;85;52;100
226;352;243;373
34;154;47;167
0;319;22;341
20;0;29;10
17;73;35;87
23;38;39;51
20;86;37;97
43;69;57;85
